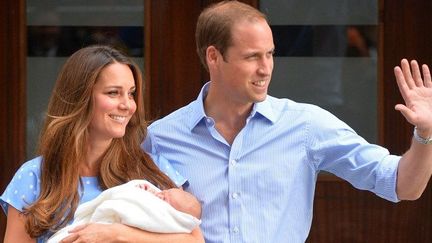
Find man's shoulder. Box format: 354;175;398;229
266;95;325;115
149;101;196;129
263;96;343;129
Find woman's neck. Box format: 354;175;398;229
81;138;112;176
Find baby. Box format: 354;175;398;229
47;180;201;243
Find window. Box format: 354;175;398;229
26;0;144;158
261;0;378;142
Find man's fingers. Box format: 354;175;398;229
395;104;415;124
394;66;410;101
410;60;424;87
401;59;415;88
422;64;432;87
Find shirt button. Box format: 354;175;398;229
230;160;237;166
233;227;239;233
232;192;239;199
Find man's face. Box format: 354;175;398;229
212;18;274;106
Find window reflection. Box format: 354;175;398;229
261;0;378;142
28;26;143;57
272;25;377;57
26;0;144;158
346;26;377;57
260;0;377;25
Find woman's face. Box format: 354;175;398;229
88;63;137;144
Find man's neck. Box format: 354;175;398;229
204;88;253;144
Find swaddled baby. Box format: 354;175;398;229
48;180;201;243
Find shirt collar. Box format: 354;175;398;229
188;82;211;131
188;81;277;131
252;97;277;124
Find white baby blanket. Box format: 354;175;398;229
47;179;201;243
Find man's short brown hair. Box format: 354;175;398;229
195;0;267;71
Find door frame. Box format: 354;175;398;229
1;0;431;241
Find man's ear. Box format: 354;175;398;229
206;46;219;67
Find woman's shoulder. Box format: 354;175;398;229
19;156;43;173
1;156;43;213
7;156;43;184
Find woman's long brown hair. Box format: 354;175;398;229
23;45;176;237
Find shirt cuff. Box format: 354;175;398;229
374;154;401;202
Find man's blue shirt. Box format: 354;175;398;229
142;82;400;243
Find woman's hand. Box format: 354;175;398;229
60;223;204;243
60;223;125;243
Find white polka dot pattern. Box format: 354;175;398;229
1;154;183;242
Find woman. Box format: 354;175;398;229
1;45;203;243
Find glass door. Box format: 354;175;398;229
260;0;378;143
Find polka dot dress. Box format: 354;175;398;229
1;154;186;242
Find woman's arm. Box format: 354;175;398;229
60;223;204;243
4;206;36;243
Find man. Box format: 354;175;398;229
143;1;432;242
